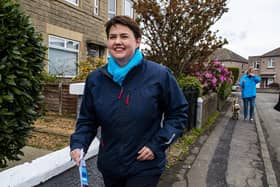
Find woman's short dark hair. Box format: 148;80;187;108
105;16;142;39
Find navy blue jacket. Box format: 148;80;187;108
70;59;188;177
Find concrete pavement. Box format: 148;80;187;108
0;146;51;172
158;93;278;187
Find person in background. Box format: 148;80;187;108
70;15;188;187
239;67;261;121
274;92;280;112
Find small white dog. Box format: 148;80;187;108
232;99;240;120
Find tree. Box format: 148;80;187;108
0;0;46;167
134;0;228;77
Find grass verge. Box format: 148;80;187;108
166;111;220;168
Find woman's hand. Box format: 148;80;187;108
137;146;155;161
70;148;81;166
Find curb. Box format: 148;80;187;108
0;138;99;187
255;107;278;187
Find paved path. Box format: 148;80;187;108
159;93;277;187
0;146;51;172
188;95;266;187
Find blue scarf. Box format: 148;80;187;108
107;49;143;86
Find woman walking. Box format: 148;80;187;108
239;67;261;121
70;16;188;187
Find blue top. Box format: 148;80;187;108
239;74;261;98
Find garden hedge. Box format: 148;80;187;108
0;0;46;167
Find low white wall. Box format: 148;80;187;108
0;138;99;187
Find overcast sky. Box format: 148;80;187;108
211;0;280;59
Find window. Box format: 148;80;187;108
94;0;99;16
48;36;79;77
253;61;260;69
87;43;104;57
108;0;116;20
268;78;274;85
267;58;275;68
123;0;133;18
65;0;79;6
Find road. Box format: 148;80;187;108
36;156;105;187
37;129;105;187
256;92;280;184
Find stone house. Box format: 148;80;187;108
18;0;134;78
208;48;249;82
248;47;280;88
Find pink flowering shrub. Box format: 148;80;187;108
196;59;233;95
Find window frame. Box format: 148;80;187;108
253;61;260;69
267;78;274;86
65;0;79;6
87;43;105;58
48;35;80;78
123;0;134;18
267;58;275;68
94;0;100;16
108;0;116;20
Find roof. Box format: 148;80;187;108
262;47;280;57
209;48;248;63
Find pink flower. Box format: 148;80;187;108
195;59;233;95
223;68;228;74
212;77;217;85
205;72;213;78
213;59;219;65
219;75;225;82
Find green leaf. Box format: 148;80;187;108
0;0;45;167
5;78;16;86
2;94;14;102
0;64;5;70
11;87;23;95
0;110;14;116
26;109;37;115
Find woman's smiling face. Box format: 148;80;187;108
107;24;141;66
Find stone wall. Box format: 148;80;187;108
201;93;218;126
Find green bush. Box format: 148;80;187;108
73;56;106;81
217;81;232;100
0;0;46;167
228;67;239;84
41;70;58;83
178;76;202;95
